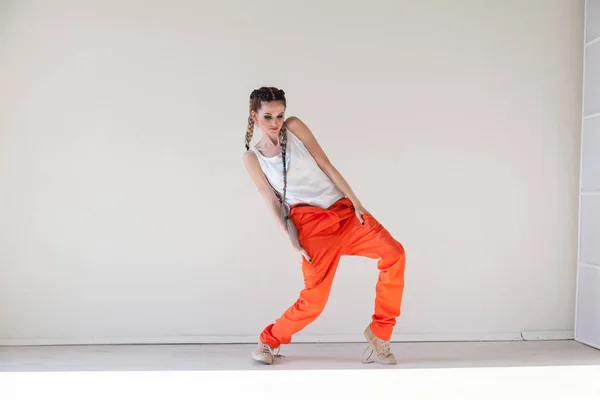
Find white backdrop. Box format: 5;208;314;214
0;0;585;345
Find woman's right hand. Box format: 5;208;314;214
299;247;312;263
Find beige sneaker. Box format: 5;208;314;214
251;342;280;365
362;326;397;365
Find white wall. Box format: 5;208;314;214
0;0;585;345
575;0;600;349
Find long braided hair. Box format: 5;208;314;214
245;87;289;204
245;87;302;252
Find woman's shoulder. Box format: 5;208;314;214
284;116;305;132
284;116;314;144
243;148;259;164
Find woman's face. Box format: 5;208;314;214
253;101;286;137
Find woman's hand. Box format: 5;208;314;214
352;202;369;225
299;246;312;263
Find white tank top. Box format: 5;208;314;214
250;129;345;209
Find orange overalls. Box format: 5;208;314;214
260;197;406;348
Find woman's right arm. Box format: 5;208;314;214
243;150;288;235
243;150;311;262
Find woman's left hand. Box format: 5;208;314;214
353;202;369;225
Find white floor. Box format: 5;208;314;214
1;340;600;399
1;339;599;371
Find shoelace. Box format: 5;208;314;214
361;339;392;363
380;341;391;357
260;344;283;359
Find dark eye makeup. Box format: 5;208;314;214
263;114;284;120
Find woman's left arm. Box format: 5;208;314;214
285;117;369;224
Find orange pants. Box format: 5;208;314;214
260;197;406;348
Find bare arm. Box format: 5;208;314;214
284;117;368;221
243;150;312;262
243;150;288;235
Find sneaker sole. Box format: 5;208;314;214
252;355;274;365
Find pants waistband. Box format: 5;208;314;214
288;197;354;238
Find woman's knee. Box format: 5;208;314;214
394;240;405;260
293;295;328;318
385;239;406;269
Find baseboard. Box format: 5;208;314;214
520;331;575;341
0;331;575;346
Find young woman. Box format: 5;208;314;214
243;87;406;365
